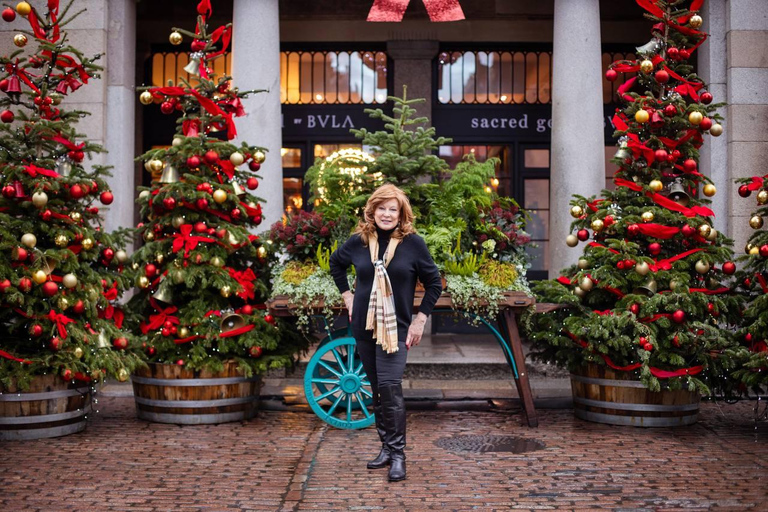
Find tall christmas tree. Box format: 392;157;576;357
127;0;304;375
0;0;141;390
733;176;768;391
529;0;742;393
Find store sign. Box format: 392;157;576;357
433;105;619;141
282;105;387;138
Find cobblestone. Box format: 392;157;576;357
1;398;766;511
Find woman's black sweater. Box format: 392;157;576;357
329;229;443;336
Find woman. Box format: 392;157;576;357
329;183;442;482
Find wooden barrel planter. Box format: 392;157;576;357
0;374;91;441
570;364;700;427
131;362;261;425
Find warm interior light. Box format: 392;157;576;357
316;148;379;201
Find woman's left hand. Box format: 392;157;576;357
406;313;428;350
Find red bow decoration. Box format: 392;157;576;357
47;309;74;339
24;164;60;179
757;274;768;294
228;267;256;300
197;0;212;18
635;223;680;239
102;305;125;329
103;282;119;301
746;176;766;191
367;0;465;22
649;248;704;272
141;299;179;334
173;224;215;257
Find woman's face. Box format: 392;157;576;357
374;198;400;231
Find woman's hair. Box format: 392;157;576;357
355;183;416;245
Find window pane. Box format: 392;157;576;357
324;53;337;104
300;53;312;104
375;52;388;103
450;51;463;103
475;51;488;103
462;51;476;103
313;52;325;103
337;52;350;103
151;54;165;87
513;52;525;103
287;52;301;104
283;178;303;214
524;149;549;168
527;241;549;271
349;52;362;103
280;52;288;103
282;148;302;168
524;179;549;209
525;52;538;103
500;52;513;104
487;51;500;103
361;52;375;103
526;209;549;240
538;52;551;103
604;145;619;191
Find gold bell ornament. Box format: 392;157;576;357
633;278;657;297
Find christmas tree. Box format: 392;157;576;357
0;0;142;390
733;176;768;391
127;0;305;375
528;0;743;393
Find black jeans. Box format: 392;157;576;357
353;329;408;390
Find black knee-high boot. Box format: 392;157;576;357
367;391;391;469
379;383;406;482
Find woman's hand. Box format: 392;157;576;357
342;291;354;321
406;313;428;350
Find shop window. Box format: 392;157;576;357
437;145;510;197
524;149;549;168
282;148;302;169
283;177;304;214
314;143;363;160
524;178;550;273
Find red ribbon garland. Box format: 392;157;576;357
747;175;766;191
24;164;60;178
689;287;731;295
0;349;32;364
367;0;465;22
219;324;255;338
47;310;74;339
649;248;704;272
175;335;202;345
757;274;768;294
615;178;714;218
588;242;620;254
635;223;680;239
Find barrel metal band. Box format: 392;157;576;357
571;374;656;389
573;396;699;412
0;404;92;425
0;421;86;441
134;396;257;408
0;387;90;401
130;375;260;386
136;410;254;425
574;409;698;427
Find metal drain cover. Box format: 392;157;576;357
435;434;545;454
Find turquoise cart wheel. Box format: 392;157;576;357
304;337;375;429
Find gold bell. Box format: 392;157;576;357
220;313;245;334
42;257;56;275
231;181;246;197
57;159;72;177
97;330;110;349
183;54;202;76
635;38;661;55
667;179;690;206
159;165;180;183
152;278;174;304
614;147;631;161
633;278;657;297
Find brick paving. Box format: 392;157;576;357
2;398;767;511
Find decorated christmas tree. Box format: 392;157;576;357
733;175;768;391
528;0;743;393
0;0;141;390
127;0;304;375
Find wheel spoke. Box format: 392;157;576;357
347;346;355;372
331;348;347;372
316;386;342;401
355;392;372;418
326;392;344;416
311;377;340;385
359;386;373;398
318;360;343;378
354;362;365;375
346;393;353;421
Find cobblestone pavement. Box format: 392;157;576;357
2;398;767;511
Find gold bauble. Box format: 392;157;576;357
689;14;703;29
252;150;266;164
649;179;664;193
570;205;584;218
565;234;579;247
139;91;154;105
69;211;82;222
688;111;703;125
32;191;49;208
55;234;68;247
573;287;587;298
213;189;228;204
746;243;754;254
90;369;102;381
757;190;768;205
750;246;760;256
579;277;594;291
21;233;37;248
695;260;710;274
749;215;764;229
577;258;590;270
32;270;47;284
641;211;654;223
172;269;185;284
172;137;183;147
155;253;165;265
117;368;129;382
87;287;99;301
256;246;267;259
709;123;723;137
210;256;225;268
172;215;185;228
635;261;651;276
138;190;150;200
669;280;679;291
635;109;650;123
62;273;78;289
229;152;245;166
81;238;94;250
16;2;31;15
706;228;718;242
149;159;164;172
702;184;716;197
115;249;128;263
144;231;155;242
13;34;27;47
49;93;62;106
220;285;232;298
57;297;69;310
591;219;605;232
74;347;84;359
178;326;190;339
136;275;150;289
169;31;183;45
698;224;711;238
640;59;654;74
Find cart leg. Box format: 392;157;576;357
499;309;538;428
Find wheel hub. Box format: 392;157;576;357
340;373;361;394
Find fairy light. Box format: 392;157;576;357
316;148;378;201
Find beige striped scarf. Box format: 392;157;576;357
365;234;401;354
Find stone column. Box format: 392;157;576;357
724;0;768;252
387;40;439;123
104;0;137;233
549;0;606;276
232;0;283;228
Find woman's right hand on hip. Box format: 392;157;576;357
341;291;354;321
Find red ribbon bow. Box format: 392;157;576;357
228;267;256;300
173;224;215;257
47;309;74;339
141;299;179;333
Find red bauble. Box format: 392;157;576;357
70;184;85;199
161;327;170;336
643;343;654;352
0;279;11;293
42;281;58;297
2;185;15;198
654;70;669;83
264;314;275;325
1;110;14;123
576;229;589;241
160;101;175;114
196;183;206;191
13;246;27;261
700;92;713;104
605;69;618;82
699;117;713;131
629;304;640;315
216;228;227;239
100;191;114;205
722;261;736;275
163;197;176;209
187;155;201;167
231;208;242;219
196;198;209;210
627;224;640;236
103;248;115;260
241;305;254;315
672;335;680;347
49;337;63;351
679;49;691;60
683;159;697;172
604;215;614;227
113;337;128;350
249;346;263;358
746;333;753;342
663;104;678;117
61;368;72;381
738;184;751;197
30;324;43;337
760;245;768;258
707;302;715;313
654;149;668;161
73;300;85;314
145;263;157;277
616;261;626;270
190;39;206;51
207;227;216;236
204;150;219;165
68;150;84;162
648;242;661;255
672;310;686;324
246;177;259;190
18;277;32;292
176;359;184;366
147;346;156;356
681;224;696;237
248;161;261;171
0;79;8;92
1;7;16;21
671;150;681;160
194;221;207;233
667;47;679;60
638;336;647;344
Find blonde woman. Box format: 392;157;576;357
329;183;442;482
